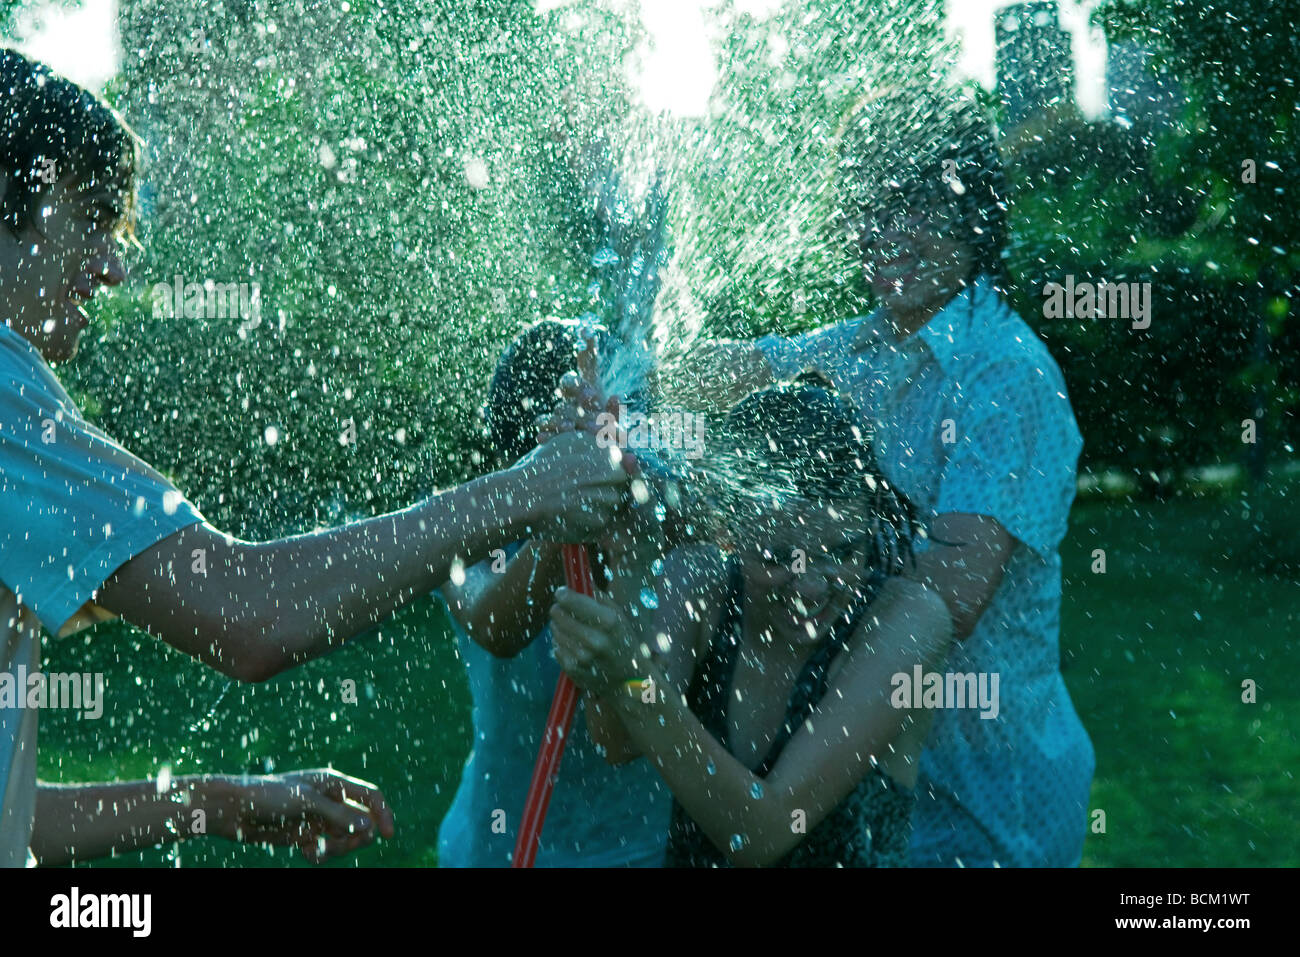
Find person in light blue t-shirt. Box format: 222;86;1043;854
437;320;673;867
0;50;627;868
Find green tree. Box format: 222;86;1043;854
1094;0;1299;483
663;0;950;347
66;0;635;540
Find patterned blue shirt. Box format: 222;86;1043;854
758;276;1095;867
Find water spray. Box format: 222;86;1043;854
511;156;672;868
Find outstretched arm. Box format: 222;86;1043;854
655;341;777;414
31;769;395;866
97;431;627;682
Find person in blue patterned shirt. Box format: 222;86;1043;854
667;85;1095;867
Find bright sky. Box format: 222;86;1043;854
630;0;1108;118
949;0;1107;117
9;0;120;91
623;0;1110;119
12;0;1106;116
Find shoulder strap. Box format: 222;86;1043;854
685;559;746;748
754;573;886;776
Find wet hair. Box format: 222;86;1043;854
832;85;1008;287
486;318;609;466
720;380;920;574
0;47;141;241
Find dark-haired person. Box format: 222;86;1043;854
663;87;1094;867
436;319;674;867
0;50;627;867
549;383;955;866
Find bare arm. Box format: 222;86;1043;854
97;431;627;682
908;512;1015;640
656;341;776;413
32;779;206;864
31;770;395;866
442;541;565;658
601;577;954;866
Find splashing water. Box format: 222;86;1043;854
27;0;1226;872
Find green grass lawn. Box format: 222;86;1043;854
1062;490;1299;867
38;597;472;868
36;487;1299;867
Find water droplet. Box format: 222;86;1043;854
639;587;659;610
631;479;651;505
729;834;744;851
706;760;716;775
652;558;665;576
463;155;489;190
750;781;764;800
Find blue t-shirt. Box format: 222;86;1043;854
0;321;204;867
436;548;672;867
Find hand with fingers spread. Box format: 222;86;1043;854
535;333;641;478
209;769;396;864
